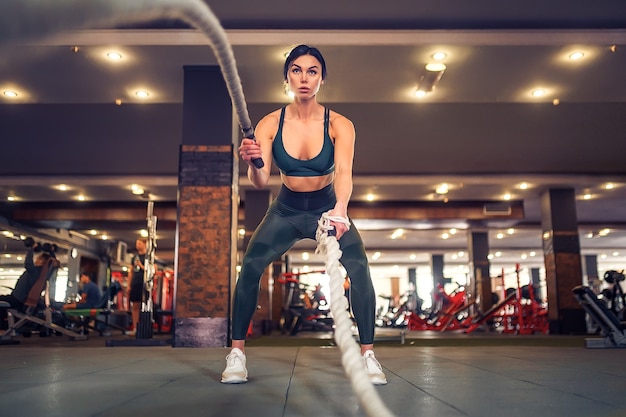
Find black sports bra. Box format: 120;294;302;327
272;107;335;177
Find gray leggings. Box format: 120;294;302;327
232;184;376;344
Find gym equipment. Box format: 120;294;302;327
63;281;127;336
465;264;548;334
573;285;626;348
1;260;88;341
277;271;333;335
0;0;262;169
406;283;475;332
316;212;395;417
600;270;626;320
106;201;170;347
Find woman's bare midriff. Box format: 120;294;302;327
281;172;334;192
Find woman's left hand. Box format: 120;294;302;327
328;209;349;240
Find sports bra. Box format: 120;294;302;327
272;107;335;177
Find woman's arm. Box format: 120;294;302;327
239;112;278;189
329;112;356;239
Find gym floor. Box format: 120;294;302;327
1;329;625;417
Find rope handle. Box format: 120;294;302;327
316;211;350;239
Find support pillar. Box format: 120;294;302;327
431;254;445;288
468;231;492;313
541;188;585;334
174;66;238;347
583;255;600;293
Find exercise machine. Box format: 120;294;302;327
572;285;626;348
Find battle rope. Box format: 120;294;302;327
316;212;395;417
0;0;257;162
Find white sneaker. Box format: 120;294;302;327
363;350;387;385
221;348;248;384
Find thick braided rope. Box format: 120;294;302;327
316;212;395;417
0;0;254;136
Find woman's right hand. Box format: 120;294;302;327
239;138;262;166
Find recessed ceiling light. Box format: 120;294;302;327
583;193;592;200
76;195;87;201
435;183;449;194
604;183;615;190
7;196;16;201
414;89;427;98
107;51;123;61
568;51;584;60
3;90;18;98
425;62;447;72
531;89;545;98
135;90;149;98
517;182;529;190
88;229;98;235
431;51;447;61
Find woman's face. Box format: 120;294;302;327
286;54;324;99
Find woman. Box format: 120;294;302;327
222;45;386;385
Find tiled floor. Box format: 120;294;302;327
1;331;625;417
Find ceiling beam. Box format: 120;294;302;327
39;28;626;47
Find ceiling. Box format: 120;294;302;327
1;0;626;277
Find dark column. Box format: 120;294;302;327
468;231;492;313
244;189;272;335
174;66;238;347
583;254;600;293
431;254;445;288
408;267;417;290
530;267;544;301
541;188;585;334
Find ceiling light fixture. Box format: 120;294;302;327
107;51;123;61
415;63;446;96
435;183;449;195
431;51;447;61
531;88;545;98
604;183;615;190
3;90;17;98
390;229;404;240
568;51;584;60
135;90;149;98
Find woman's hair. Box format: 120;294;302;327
283;44;327;80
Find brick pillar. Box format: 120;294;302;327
541;188;585;334
173;66;238;347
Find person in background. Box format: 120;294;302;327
127;238;147;336
0;242;53;311
63;273;101;310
